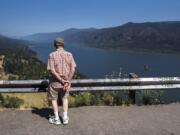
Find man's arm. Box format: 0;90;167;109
68;54;77;80
63;54;76;91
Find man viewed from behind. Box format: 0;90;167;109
47;37;76;125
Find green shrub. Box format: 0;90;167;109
90;92;104;105
8;74;17;80
72;92;92;107
122;98;133;106
3;96;24;108
102;92;114;105
69;92;100;107
0;93;4;107
142;90;162;105
69;91;124;107
113;93;123;105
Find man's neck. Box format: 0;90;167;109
57;47;64;50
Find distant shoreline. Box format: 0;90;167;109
67;42;180;56
83;46;180;56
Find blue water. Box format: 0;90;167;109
31;42;180;78
30;42;180;102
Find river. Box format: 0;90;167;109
30;42;180;102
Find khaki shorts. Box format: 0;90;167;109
47;83;69;101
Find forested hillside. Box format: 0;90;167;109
0;35;86;80
0;35;48;80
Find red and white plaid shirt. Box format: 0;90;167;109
47;48;76;88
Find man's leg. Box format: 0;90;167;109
52;99;59;120
48;85;61;125
62;93;69;124
62;96;68;112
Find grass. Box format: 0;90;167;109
0;90;163;109
0;91;124;109
1;92;49;109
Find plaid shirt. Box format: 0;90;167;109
47;48;76;88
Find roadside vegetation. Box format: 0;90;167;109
0;35;165;109
0;89;163;109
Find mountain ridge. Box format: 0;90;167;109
23;21;180;53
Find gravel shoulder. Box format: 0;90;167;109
0;103;180;135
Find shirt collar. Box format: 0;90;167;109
57;48;64;51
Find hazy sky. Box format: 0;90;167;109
0;0;180;37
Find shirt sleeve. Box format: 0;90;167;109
70;54;76;69
47;54;55;71
68;54;76;80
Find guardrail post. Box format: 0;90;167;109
128;73;138;104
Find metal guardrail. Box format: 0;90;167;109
1;77;180;104
0;77;180;93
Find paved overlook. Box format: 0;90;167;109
0;103;180;135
